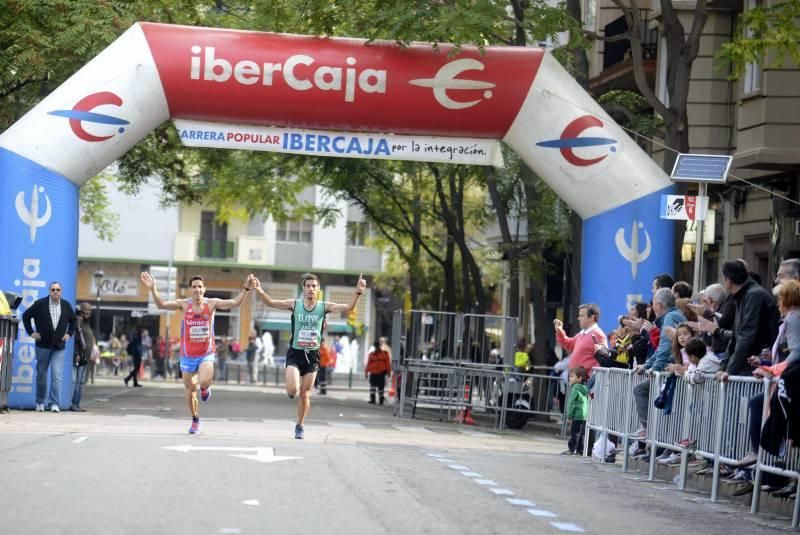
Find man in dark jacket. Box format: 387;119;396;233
22;281;77;412
718;260;779;379
70;303;95;412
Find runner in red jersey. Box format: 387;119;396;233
141;272;252;434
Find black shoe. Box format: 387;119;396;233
368;399;376;404
124;377;130;387
133;383;142;387
379;398;385;405
772;482;798;498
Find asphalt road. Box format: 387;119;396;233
0;378;790;534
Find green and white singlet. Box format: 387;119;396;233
290;299;326;350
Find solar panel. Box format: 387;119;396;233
670;153;732;183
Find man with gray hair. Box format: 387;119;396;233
776;258;800;285
630;287;687;439
689;283;736;359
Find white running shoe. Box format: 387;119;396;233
35;403;44;412
50;405;60;413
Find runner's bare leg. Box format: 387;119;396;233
297;372;316;426
183;372;198;418
197;360;214;390
285;366;300;398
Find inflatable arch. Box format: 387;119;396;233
0;23;673;408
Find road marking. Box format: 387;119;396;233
506;498;535;507
490;488;514;496
392;425;433;433
459;430;496;438
162;445;300;464
427;453;446;458
527;509;557;518
551;522;585;532
220;529;241;534
460;471;482;477
328;422;366;429
242;499;260;506
435;458;456;463
72;436;89;444
448;465;469;470
474;479;497;486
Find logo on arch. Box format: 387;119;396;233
48;91;129;142
536;115;619;166
409;59;496;110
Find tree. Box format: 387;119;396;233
596;0;708;174
716;0;800;79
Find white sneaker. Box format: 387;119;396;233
630;428;647;440
658;452;681;465
35;403;44;412
50;405;60;413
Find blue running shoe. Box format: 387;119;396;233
294;424;304;439
200;386;211;402
189;418;200;434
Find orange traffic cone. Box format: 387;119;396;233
454;384;476;425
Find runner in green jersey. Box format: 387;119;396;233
251;272;367;439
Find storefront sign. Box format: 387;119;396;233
91;277;139;297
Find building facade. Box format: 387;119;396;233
77;181;382;370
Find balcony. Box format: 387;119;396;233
197;239;235;260
590;13;658;94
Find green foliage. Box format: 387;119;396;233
716;0;800;79
78;174;120;241
2;0;584;311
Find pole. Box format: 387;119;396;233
692;182;707;292
94;285;101;337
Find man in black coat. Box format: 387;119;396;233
717;260;779;380
22;281;77;412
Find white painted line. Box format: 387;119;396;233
220;529;241;534
393;425;433;433
328;422;366;429
242;499;260;506
435;458;456;463
460;471;482;477
448;464;470;470
427;453;446;458
459;430;496;438
72;436;89;444
551;522;585;532
527;509;557;518
506;498;535;507
474;479;497;486
490;488;514;496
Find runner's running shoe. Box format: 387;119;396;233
200;386;211;402
189;418;200;434
294;424;304;439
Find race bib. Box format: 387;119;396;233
297;329;318;347
189;325;209;341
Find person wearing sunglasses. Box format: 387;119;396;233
21;282;77;412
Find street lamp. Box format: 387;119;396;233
93;269;104;337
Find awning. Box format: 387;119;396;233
259;320;291;331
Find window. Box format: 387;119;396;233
276;220;312;243
743;0;762;94
199;211;230;258
656;37;670;107
582;0;597;31
347;221;372;246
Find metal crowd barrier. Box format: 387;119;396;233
588;368;797;527
398;359;565;432
392;309;518;367
0;315;19;410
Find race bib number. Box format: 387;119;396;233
189;325;209;341
297;329;318;347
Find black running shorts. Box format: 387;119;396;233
285;348;321;376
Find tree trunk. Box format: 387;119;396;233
485;168;520;318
